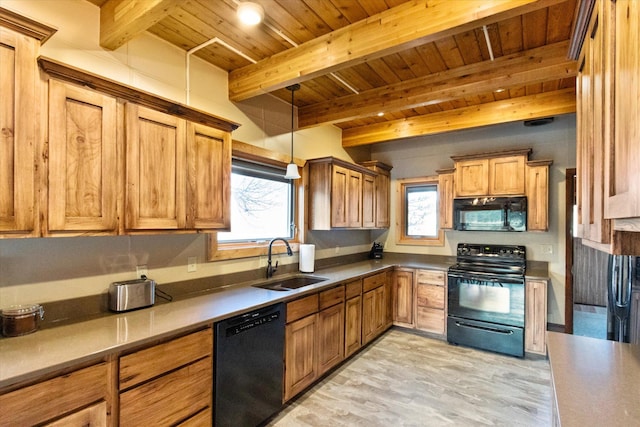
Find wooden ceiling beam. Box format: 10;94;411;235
99;0;181;50
228;0;567;101
299;41;576;127
342;88;576;147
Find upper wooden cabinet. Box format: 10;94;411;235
572;0;640;253
125;105;187;231
33;58;237;236
437;168;455;230
442;149;552;232
47;80;119;236
0;11;55;238
308;157;391;230
126;105;231;232
451;149;530;197
359;161;393;228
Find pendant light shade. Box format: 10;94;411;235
284;84;301;180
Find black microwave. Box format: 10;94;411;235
453;196;527;232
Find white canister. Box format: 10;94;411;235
299;244;316;273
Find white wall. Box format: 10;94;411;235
371;114;577;325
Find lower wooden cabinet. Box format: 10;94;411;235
344;279;363;357
284;295;319;402
118;328;213;427
525;279;548;355
393;268;415;327
415;269;447;336
318;302;345;375
362;272;389;345
0;362;110;426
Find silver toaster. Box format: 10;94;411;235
109;278;156;312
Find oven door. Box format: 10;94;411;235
447;272;525;327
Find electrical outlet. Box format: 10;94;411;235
136;265;148;277
541;245;553;254
335;246;340;254
187;257;197;272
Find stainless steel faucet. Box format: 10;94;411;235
267;238;293;278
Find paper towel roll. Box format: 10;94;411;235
299;244;315;273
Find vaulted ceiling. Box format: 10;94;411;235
87;0;578;147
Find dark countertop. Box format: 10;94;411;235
0;254;548;389
547;332;640;426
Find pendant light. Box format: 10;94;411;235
284;84;301;180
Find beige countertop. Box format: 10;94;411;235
0;254;548;389
547;331;640;426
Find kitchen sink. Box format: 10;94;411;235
252;275;328;291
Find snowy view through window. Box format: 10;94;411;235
218;171;293;242
406;185;438;237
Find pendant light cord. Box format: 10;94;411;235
286;84;300;162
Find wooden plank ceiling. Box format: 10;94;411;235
88;0;578;147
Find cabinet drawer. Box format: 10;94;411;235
416;284;444;309
177;407;212;426
287;294;319;323
345;279;363;299
416;269;445;286
120;357;212;427
363;272;386;292
415;307;445;334
320;285;345;310
0;362;108;426
44;401;107;427
120;328;212;390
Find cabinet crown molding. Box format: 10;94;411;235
450;148;532;162
38;56;240;133
0;7;57;44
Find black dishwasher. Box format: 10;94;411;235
214;303;285;427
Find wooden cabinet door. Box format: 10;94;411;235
526;162;550;231
318;303;345;375
0;363;109;426
344;295;362;357
375;171;390;228
438;170;454;229
331;164;349;227
525;279;548;355
489;155;526;195
373;285;385;335
361;289;377;345
576;0;610;243
284;314;318;402
347;169;363;227
125;104;186;230
47;80;118;234
362;172;375;228
186;122;230;229
605;0;640;219
393;269;414;327
384;272;393;328
0;27;38;236
120;358;212;427
455;158;488;197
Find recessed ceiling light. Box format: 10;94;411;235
237;2;264;26
495;88;506;93
377;112;384;117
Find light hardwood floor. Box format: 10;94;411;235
268;329;551;426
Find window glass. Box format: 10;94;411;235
217;160;294;242
396;177;444;246
405;185;439;237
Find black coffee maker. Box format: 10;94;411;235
369;242;383;259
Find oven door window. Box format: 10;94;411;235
448;275;524;327
459;283;510;314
